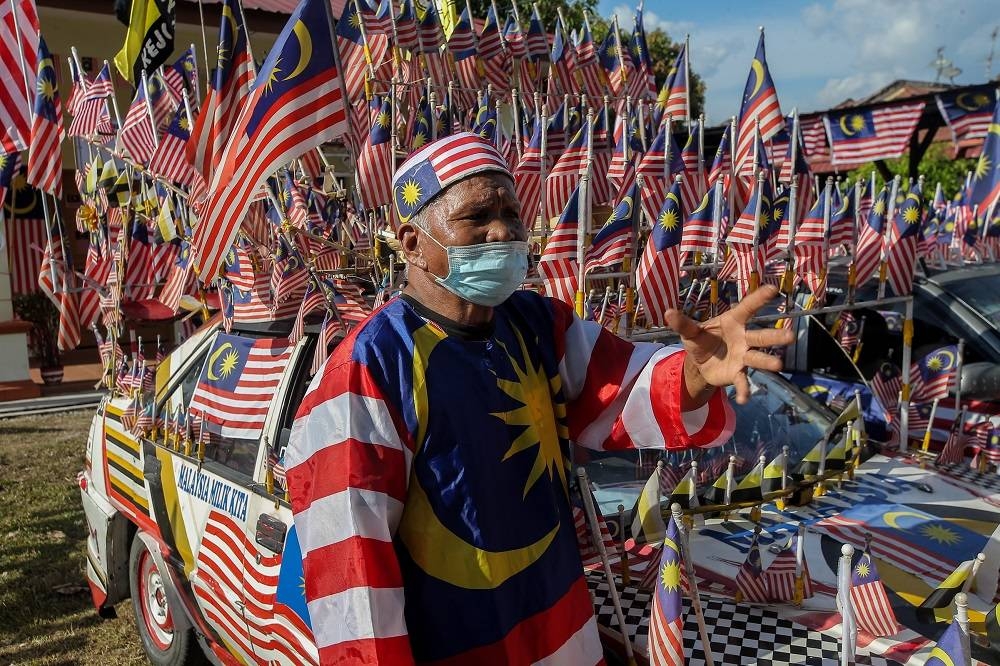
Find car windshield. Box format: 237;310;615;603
578;369;834;516
940;272;1000;329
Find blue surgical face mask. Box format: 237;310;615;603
422;231;529;307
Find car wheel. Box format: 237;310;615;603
129;535;203;665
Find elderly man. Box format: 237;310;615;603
287;133;792;665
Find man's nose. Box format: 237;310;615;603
485;218;524;242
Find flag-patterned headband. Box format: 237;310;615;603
392;132;512;224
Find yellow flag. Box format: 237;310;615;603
438;0;459;40
113;0;176;84
157;195;176;241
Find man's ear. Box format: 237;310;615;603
398;222;427;269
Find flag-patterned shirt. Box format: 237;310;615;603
287;290;734;665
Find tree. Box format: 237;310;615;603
845;144;977;198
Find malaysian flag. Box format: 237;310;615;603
572;486;618;568
525;4;548;63
37;220;81;352
394;0;418;52
149;103;199;187
637;178;684;326
357;97;392;211
799;115;829;160
850;544;900;637
936;85;996;144
545;117;589;221
549;16;575;97
189;334;292;439
871;362;902;419
762;536;813;602
0;0;38;152
187;0;253;183
416;2;450;91
26;35;62;198
162;46;198;102
969;102;1000;211
598;20;626;97
118;74;158;165
271;235;309;304
575;18;603;102
628;8;656;101
479;5;509;93
290;278;328;344
825;102;925;166
885;185;922;297
912;345;959;402
537;184;581;306
853;186;889;288
514;114;542;227
681;184;721;258
192;0;347;282
708;124;731;188
635;123;675;227
647;517;685;666
585;181;639;272
4;210;46;296
735;530;769;603
67;62;114;139
735;32;783;173
447;8;479;98
656;43;689;126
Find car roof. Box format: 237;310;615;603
922;262;1000;287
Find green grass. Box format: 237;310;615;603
0;411;144;665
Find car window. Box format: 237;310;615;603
940;273;1000;329
184;332;295;479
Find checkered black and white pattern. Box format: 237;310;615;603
586;572;902;665
935;462;1000;492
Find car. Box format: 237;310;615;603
783;262;1000;450
79;319;326;665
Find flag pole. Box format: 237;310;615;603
793;522;806;606
955;592;972;666
577;467;637;666
837;543;857;666
898;296;914;452
625;173;644;337
575;109;594;318
684;35;692;124
877;175;901;300
140;70;159;149
195;0;212;95
670;504;715;666
537;91;548;234
847;176;862;303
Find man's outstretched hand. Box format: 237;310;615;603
665;284;794;408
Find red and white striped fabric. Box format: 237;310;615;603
885;233;918;297
356;101;392;211
119;85;158;165
0;0;38;152
290;280;328;344
637;238;680;328
826;103;924;165
799;115;828;160
149;109;198;186
37;232;81;351
67;66;114;138
79;240;111;328
544;122;589;221
4;216;45;295
572;503;617;569
514;121;542;226
26;48;63;197
189;336;292;440
537;189;581;307
157;259;192;314
849;550;900;638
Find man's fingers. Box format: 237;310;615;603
746;327;795;349
734;370;751;405
731;284;780;323
744;349;783;372
665;308;702;339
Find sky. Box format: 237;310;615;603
597;0;999;124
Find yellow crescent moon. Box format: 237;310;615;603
955;92;979;112
666;191;680;207
937;349;956;369
37;56;53;75
839;114;858;137
620;196;633;219
927;646;955;666
222;5;239;48
206;342;234;381
284;19;313;81
749;59;765;98
988;123;1000;136
883;510;929;530
395;323;560;589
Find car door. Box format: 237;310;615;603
239;334;320;664
147;329;298;664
